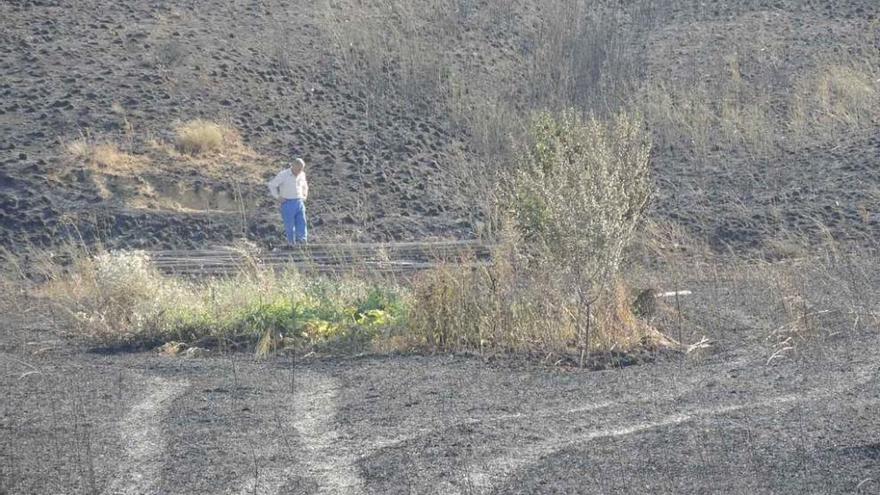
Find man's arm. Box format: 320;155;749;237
302;174;308;201
267;171;283;199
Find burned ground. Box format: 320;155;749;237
2;1;880;493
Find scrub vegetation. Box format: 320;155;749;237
4;0;878;364
64;139;145;173
36;248;408;358
27;99;879;363
33;110;664;362
410;111;661;364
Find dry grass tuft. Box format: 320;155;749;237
174;119;240;155
65;139;143;173
791;64;879;135
642;57;879;157
408;254;668;362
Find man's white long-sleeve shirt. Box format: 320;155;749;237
268;169;308;200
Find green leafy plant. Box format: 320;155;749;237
45;250;409;357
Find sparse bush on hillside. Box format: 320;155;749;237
154;39;188;69
321;0;647;159
506;111;652;282
174;120;239;155
323;0;876;169
411;111;658;363
523;1;644;114
322;0;454;103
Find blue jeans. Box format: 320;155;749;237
280;199;307;244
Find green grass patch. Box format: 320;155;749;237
43;250;408;357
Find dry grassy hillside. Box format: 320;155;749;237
1;0;878;252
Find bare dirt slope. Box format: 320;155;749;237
1;0;476;249
2;0;878;251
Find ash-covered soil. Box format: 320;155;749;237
2;0;879;251
3;262;880;494
2;326;878;494
2;1;880;492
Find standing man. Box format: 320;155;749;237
268;157;309;244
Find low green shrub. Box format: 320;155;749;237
44;250;407;357
408;250;663;362
503;110;652;284
410;111;662;363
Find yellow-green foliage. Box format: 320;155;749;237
46;250;407;356
505;110;652;283
410;112;657;360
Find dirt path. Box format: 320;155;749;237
290;372;364;494
233;371;365;495
106;376;189;495
463;362;879;493
467;394;801;492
